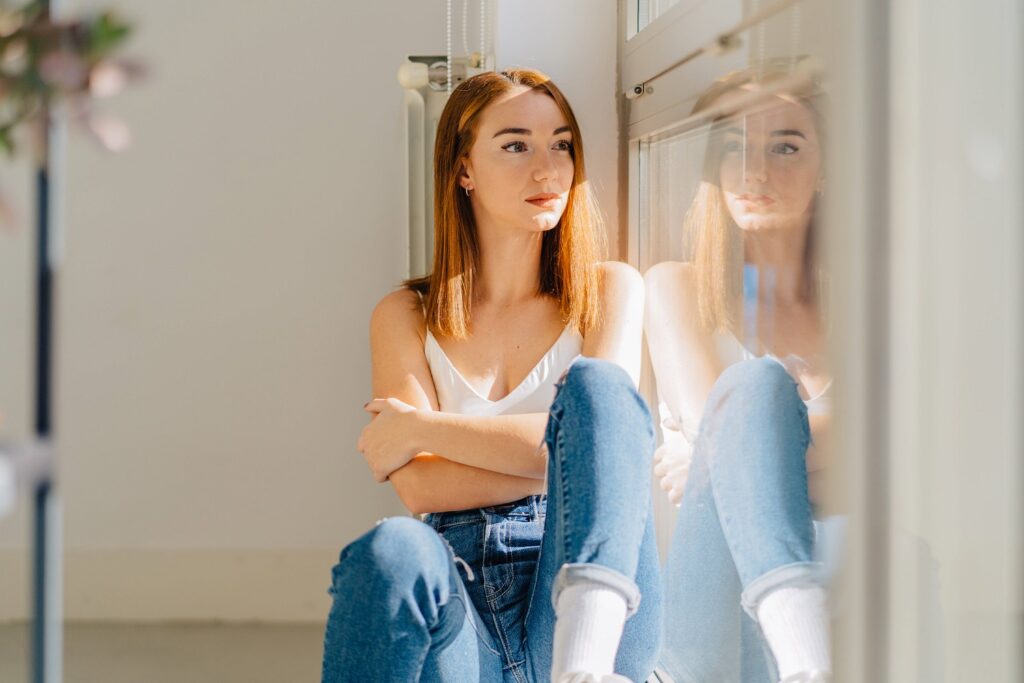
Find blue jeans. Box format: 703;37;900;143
322;357;663;682
659;358;824;683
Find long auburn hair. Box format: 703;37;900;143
406;69;605;339
686;60;825;333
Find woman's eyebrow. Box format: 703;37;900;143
770;129;807;139
493;127;530;137
492;125;573;138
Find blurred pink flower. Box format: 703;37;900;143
89;61;127;97
0;190;21;231
39;50;88;90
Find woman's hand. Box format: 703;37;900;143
653;439;693;506
357;397;421;482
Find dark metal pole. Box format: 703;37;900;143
32;127;55;683
32;1;58;679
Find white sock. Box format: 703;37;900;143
756;585;831;680
550;582;628;681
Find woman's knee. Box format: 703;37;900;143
557;357;650;425
693;357;809;470
708;357;802;413
561;356;632;392
331;517;445;591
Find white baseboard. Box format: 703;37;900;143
0;548;341;623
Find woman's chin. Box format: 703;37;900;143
734;216;791;233
529;212;561;231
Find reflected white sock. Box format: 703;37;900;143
550;582;628;680
756;585;831;680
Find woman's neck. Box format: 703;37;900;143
743;220;812;306
474;221;545;306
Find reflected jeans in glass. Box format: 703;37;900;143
321;357;663;683
659;357;825;683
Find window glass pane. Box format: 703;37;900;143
637;3;846;679
637;0;682;32
631;1;1022;681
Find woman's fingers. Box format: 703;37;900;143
670;485;684;506
654;449;689;473
364;399;387;414
356;423;369;453
655;453;691;503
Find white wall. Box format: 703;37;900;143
0;134;37;622
0;0;622;623
0;0;444;622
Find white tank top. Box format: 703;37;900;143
424;327;583;416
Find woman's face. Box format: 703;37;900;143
461;87;575;234
717;98;822;234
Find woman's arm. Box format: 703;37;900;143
360;398;549;480
806;412;830;473
581;261;647;385
643;261;725;437
389;455;545;515
643;262;725;504
360;288;551;512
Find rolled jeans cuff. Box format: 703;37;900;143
740;560;825;620
552;562;642;619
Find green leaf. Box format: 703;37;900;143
0;126;15;157
86;12;132;59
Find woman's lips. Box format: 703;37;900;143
527;198;559;208
734;193;775;206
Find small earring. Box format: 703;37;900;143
464;187;471;197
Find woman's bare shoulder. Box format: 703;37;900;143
370;287;427;341
596;260;644;299
644;261;706;336
644;260;697;296
597;259;642;279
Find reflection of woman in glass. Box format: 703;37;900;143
646;66;832;683
321;69;661;683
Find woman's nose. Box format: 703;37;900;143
532;148;558;182
744;146;769;183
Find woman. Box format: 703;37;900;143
645;64;833;683
322;69;662;683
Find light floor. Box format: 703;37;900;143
0;623;678;682
0;622;325;683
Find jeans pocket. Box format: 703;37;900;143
482;519;514;599
481;514;542;603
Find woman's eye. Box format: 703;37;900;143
722;139;744;153
771;142;799;155
501;141;528;153
553;140;573;152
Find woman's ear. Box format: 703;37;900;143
459;159;475;192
